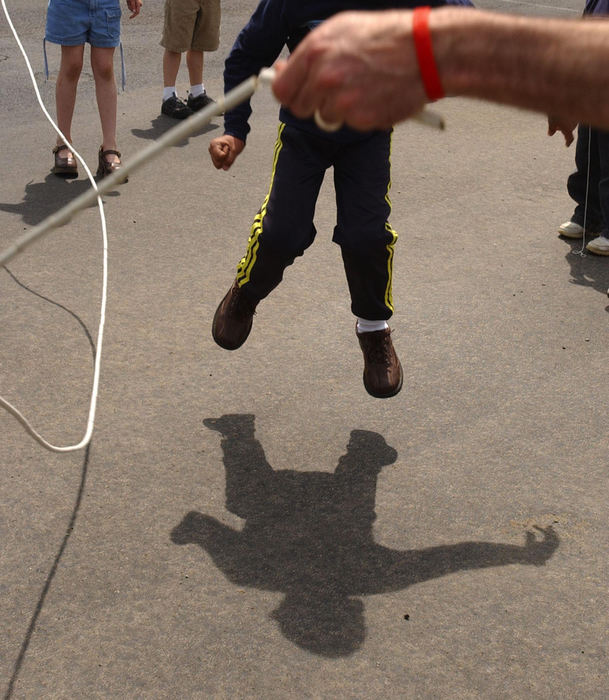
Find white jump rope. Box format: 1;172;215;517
0;1;442;452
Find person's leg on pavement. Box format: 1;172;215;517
90;46;120;166
560;124;602;238
333;131;402;398
160;0;194;118
53;44;84;175
161;49;193;118
163;47;182;92
186;49;215;110
45;0;88;175
186;48;203;90
186;0;220;110
212;124;329;350
586;128;609;255
90;45;125;179
86;0;124;178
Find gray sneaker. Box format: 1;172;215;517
558;219;600;239
586;235;609;255
558;220;585;239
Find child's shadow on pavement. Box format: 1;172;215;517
171;414;558;657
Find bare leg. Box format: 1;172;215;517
163;49;182;88
186;49;203;87
90;46;119;164
55;44;85;153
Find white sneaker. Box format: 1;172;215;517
586;236;609;256
558;220;584;238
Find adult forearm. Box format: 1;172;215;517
273;8;609;131
433;8;609;129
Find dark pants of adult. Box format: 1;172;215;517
568;124;609;238
235;123;398;321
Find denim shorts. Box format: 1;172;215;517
45;0;121;48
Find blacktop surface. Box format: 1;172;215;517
1;0;608;697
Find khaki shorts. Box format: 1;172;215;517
161;0;220;52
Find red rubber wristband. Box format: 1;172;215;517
412;6;445;101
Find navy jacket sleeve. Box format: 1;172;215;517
223;0;289;142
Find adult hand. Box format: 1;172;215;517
127;0;142;18
547;114;576;146
272;10;428;131
209;134;245;171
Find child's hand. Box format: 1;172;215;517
547;114;575;146
209;135;245;171
126;0;142;18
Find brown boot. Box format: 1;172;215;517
212;280;258;350
356;325;403;398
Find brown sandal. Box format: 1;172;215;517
96;146;127;182
52;145;78;177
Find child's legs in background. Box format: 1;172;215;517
163;49;182;88
188;0;221;87
90;46;118;154
55;44;85;148
186;49;203;87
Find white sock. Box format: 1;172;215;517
163;86;176;101
189;83;205;97
356;318;389;333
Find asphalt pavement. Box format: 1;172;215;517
1;0;608;697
